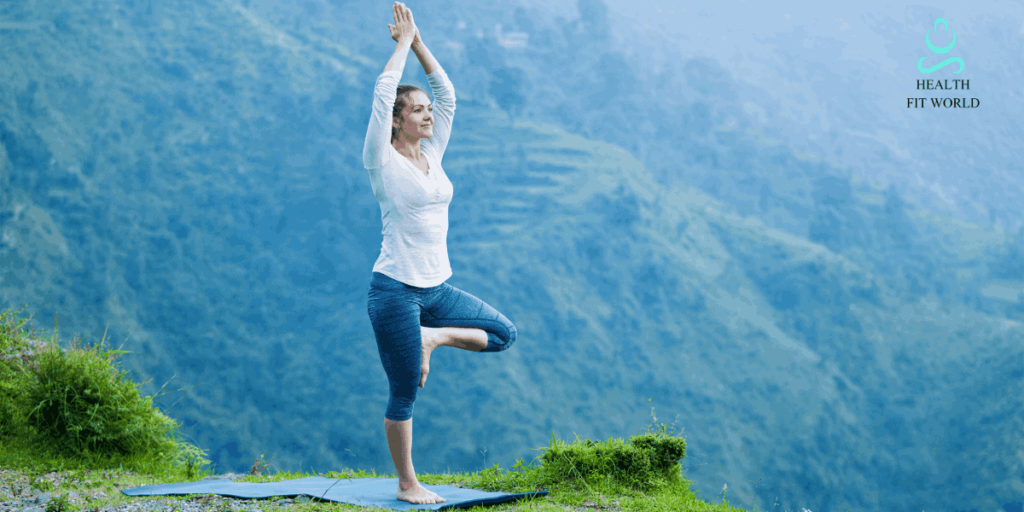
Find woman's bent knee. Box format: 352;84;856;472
483;323;516;352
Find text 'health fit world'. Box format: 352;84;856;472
907;79;979;109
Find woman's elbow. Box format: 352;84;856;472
362;150;376;169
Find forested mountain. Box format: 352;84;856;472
1;1;1021;511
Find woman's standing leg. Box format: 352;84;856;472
383;418;445;503
367;273;445;505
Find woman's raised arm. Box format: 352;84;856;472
363;4;417;169
396;9;454;159
382;39;413;75
410;37;439;75
384;2;417;73
418;42;455;161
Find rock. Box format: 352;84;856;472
20;507;46;512
294;495;312;503
582;501;596;507
34;493;53;505
66;492;79;499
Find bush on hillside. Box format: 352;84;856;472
534;406;688;494
22;332;180;459
1;306;211;476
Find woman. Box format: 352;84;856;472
364;2;518;505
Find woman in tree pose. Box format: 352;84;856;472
364;2;518;505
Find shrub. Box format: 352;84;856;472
21;329;182;461
535;405;688;494
0;306;210;477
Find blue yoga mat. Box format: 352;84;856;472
122;476;549;511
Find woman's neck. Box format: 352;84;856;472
392;136;422;161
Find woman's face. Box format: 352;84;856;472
394;91;433;141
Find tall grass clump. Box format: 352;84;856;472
532;400;689;496
0;306;211;478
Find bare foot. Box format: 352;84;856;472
419;326;444;388
397;481;446;504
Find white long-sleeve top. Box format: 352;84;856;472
362;68;456;287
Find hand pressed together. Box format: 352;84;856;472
387;2;420;44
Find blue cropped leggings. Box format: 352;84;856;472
367;271;517;421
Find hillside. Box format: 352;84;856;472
1;1;1022;512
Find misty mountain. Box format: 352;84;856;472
1;1;1022;512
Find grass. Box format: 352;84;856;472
0;305;809;512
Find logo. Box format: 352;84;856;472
917;18;964;74
908;18;977;109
